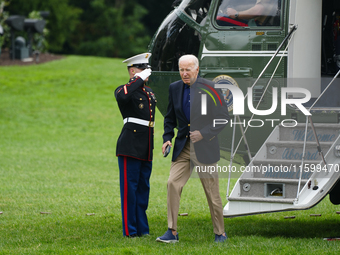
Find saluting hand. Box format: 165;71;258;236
135;68;152;81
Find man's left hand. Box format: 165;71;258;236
190;131;203;143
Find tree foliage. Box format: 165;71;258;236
2;0;173;58
28;11;49;52
6;0;82;52
0;0;10;48
136;0;173;37
68;0;150;58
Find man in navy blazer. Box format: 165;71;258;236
156;55;230;243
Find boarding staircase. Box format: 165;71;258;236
222;27;340;216
224;122;340;216
229;123;340;202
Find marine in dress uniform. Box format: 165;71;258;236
115;53;156;237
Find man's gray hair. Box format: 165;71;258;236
178;54;199;68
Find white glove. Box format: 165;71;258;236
135;68;152;80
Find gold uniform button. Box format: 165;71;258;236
134;130;136;132
188;124;190;126
140;98;142;100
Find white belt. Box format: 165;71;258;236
123;117;154;127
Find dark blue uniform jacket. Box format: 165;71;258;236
115;76;157;161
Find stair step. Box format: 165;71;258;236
238;178;307;199
279;124;340;142
253;159;320;165
240;178;308;185
309;107;340;113
228;196;295;204
265;141;332;160
284;123;340;128
252;159;319;179
266;141;333;147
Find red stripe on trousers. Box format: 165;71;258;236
123;157;129;236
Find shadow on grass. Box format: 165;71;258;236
165;211;340;241
227;215;340;239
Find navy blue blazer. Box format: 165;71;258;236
163;76;229;164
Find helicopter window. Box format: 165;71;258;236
183;0;212;24
216;0;281;27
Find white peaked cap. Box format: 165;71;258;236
122;53;152;68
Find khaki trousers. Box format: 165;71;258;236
167;140;225;235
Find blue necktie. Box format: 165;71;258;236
183;84;190;121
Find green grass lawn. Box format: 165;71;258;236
0;56;340;254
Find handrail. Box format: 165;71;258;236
226;115;237;198
233;37;294;159
237;115;253;162
245;25;298;101
231;25;297;162
296;68;340;200
227;25;298;198
297;116;310;200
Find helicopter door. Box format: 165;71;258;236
322;0;340;75
287;0;322;98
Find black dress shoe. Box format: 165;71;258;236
126;234;138;238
